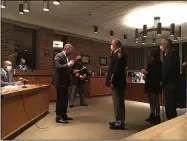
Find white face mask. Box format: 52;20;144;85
6;66;12;72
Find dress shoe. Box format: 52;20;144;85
69;105;73;108
145;113;155;122
80;103;88;106
64;116;73;120
56;117;68;124
150;115;161;125
109;122;125;130
109;121;116;126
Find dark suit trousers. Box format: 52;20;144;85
112;87;125;123
56;86;68;118
163;84;177;120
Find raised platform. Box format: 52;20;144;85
1;85;50;139
123;114;187;140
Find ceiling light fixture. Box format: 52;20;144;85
19;4;24;14
142;37;146;44
134;17;181;43
153;38;156;44
53;0;60;5
1;0;6;8
110;31;113;37
43;0;49;11
23;0;30;12
94;26;98;33
124;2;187;28
173;34;178;42
177;26;181;38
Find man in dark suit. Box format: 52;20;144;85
160;38;180;120
53;43;75;124
1;61;22;87
106;38;127;130
16;58;32;72
69;55;88;108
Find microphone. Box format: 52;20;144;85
19;77;29;88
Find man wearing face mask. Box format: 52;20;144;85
69;55;88;108
1;61;22;87
160;38;180;120
16;58;32;72
53;43;75;124
106;38;127;130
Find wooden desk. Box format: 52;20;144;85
1;85;50;139
123;114;187;140
13;70;56;101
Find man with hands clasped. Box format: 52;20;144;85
106;38;127;130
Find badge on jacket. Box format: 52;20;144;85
118;52;122;58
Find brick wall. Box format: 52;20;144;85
67;36;110;72
1;22;15;66
36;28;53;69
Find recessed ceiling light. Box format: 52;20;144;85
124;2;187;28
19;4;24;14
43;0;49;11
23;0;30;12
53;0;60;5
1;0;6;8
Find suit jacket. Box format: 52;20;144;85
162;48;180;88
52;52;72;87
71;61;89;86
1;68;16;87
16;65;32;72
106;48;127;88
144;59;162;94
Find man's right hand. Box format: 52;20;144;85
73;69;79;74
68;60;74;67
16;81;23;85
182;62;187;68
79;75;85;80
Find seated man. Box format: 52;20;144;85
16;58;32;72
1;61;22;87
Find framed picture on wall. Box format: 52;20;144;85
99;57;107;66
82;55;90;64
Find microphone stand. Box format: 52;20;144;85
22;80;27;88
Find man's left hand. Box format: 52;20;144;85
79;75;85;80
16;81;23;85
182;62;187;68
110;83;114;88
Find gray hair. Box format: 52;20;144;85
63;43;73;51
112;38;122;48
164;38;173;49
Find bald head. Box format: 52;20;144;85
111;38;122;51
3;61;12;66
3;61;12;71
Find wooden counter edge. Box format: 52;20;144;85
2;110;49;140
1;85;51;99
122;114;187;140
